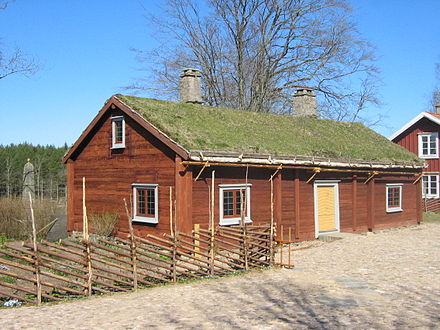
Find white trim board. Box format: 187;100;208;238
389;112;440;141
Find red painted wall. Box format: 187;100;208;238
394;117;440;172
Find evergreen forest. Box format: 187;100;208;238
0;143;68;200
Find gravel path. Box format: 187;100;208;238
1;222;439;329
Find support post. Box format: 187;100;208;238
169;187;174;237
294;170;300;239
352;175;357;232
175;156;193;234
29;192;42;305
210;170;215;275
288;227;292;267
194;223;200;257
241;189;248;270
82;177;92;296
124;198;137;290
280;224;284;266
416;179;422;224
367;177;375;231
269;178;275;265
274;171;282;229
66;160;75;233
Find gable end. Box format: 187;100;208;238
62;96;189;163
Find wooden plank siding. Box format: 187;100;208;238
191;167;420;241
394;117;440;172
68;108;176;238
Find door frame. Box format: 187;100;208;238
313;180;340;238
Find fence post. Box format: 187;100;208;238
82;177;93;296
209;170;215;275
29;192;42;305
288;227;292;267
124;198;138;290
269;179;275;265
194;224;200;258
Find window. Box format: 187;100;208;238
112;116;125;148
418;132;438;158
132;184;158;223
386;184;402;213
219;184;251;225
422;174;439;198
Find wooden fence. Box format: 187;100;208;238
0;179;295;306
424;198;440;212
0;223;281;305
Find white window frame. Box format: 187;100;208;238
386;184;403;213
111;116;126;149
219;184;252;226
422;174;439;199
418;132;438;159
132;184;158;224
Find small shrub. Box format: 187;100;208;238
89;212;120;237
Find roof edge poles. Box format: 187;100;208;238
181;161;420;176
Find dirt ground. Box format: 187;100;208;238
1;222;439;329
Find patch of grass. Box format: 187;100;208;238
157;254;171;261
423;212;440;223
0;275;16;284
0;236;7;247
116;94;421;164
48;268;68;277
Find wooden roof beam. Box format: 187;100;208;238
268;165;283;181
413;173;423;184
364;171;379;184
193;161;210;182
306;168;321;184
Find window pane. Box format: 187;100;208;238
223;191;234;216
387;187;401;208
138;189;145;215
147;189;155;216
114;120;123;143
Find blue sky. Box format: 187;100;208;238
0;0;439;147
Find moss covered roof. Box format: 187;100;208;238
115;94;421;164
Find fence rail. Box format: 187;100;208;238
424;198;440;212
0;223;292;305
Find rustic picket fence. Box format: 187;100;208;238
424;198;440;212
0;223;279;305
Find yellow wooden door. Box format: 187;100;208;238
317;186;336;232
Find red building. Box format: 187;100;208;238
63;70;424;240
391;110;440;211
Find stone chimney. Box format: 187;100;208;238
435;104;440;114
293;88;317;117
180;68;202;104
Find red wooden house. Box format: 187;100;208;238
63;70;424;240
391;108;440;211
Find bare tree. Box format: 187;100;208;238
5;156;12;197
0;0;38;80
128;0;380;120
429;63;440;111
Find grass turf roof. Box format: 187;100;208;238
115;94;421;163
